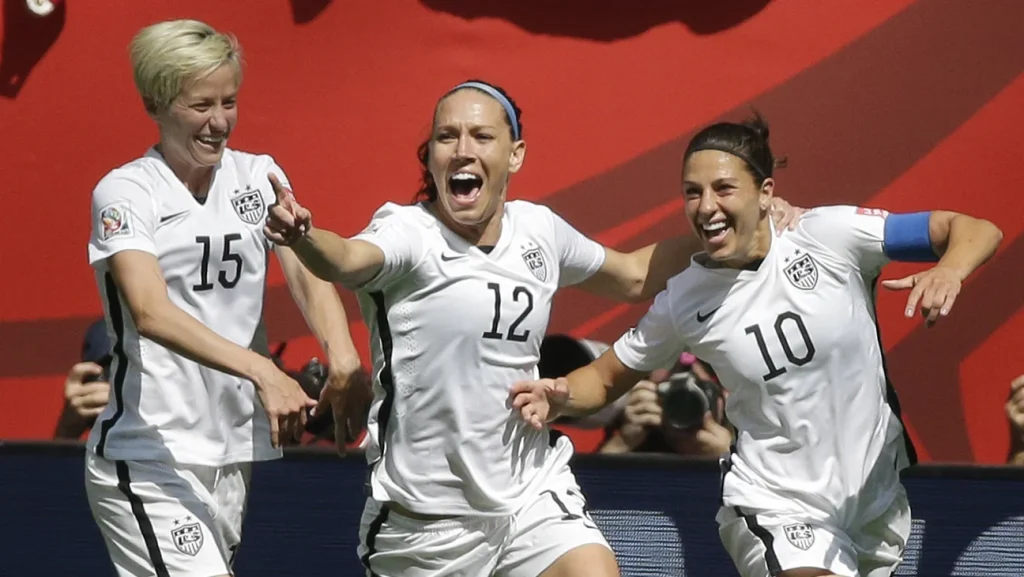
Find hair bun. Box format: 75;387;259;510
744;111;771;142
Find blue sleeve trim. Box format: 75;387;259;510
883;211;938;262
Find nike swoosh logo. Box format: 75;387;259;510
440;253;465;262
159;210;189;224
696;307;721;323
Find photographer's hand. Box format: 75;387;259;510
619;381;662;450
670;412;733;458
1006;375;1024;465
315;362;373;457
54;362;111;440
65;362;111;418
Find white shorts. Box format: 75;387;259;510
718;487;912;577
357;475;612;577
84;451;251;577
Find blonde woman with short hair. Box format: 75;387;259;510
83;19;367;577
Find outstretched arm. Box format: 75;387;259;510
576;197;804;303
264;173;386;289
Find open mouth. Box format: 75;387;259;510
448;172;483;208
195;134;227;152
700;219;732;245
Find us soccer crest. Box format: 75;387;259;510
521;248;547;282
783;252;818;290
784;523;815;551
231;186;266;225
170;517;204;556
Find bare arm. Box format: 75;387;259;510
109;250;278;381
575;198;804;303
288;230;386;290
928;210;1003;280
576;235;702;304
264;173;386;290
561;350;649;418
277;246;362;372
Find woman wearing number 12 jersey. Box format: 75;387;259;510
510;116;1003;577
264;80;802;576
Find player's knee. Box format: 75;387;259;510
538;543;619;577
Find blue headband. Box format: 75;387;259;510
448;81;520;140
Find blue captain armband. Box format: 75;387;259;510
883;211;938;262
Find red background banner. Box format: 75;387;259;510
1;0;1021;462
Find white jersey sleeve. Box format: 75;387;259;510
799;205;890;276
612;287;685;372
551;209;606;287
352;203;425;292
88;174;158;266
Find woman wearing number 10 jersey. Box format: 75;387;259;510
263;80;802;576
510;115;1003;577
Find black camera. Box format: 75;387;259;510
294;357;335;436
657;368;721;431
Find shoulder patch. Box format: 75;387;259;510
855;207;889;218
99;202;134;241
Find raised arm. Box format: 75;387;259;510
575;197;804;303
264;173;386;289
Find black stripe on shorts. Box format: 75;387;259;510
360;504;390;577
736;506;782;576
115;461;170;577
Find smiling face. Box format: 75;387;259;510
681;150;774;267
426;88;525;239
154;63;239;172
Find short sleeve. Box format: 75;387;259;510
612;288;685;373
551;210;606;287
351;203;424;292
800;205;890;275
87;175;158;268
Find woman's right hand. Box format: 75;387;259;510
264;173;313;246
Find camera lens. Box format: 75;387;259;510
659;372;710;430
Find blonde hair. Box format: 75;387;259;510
129;19;243;115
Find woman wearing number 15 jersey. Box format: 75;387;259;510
264;80;802;576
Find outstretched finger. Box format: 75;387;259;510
268;173;293;206
903;281;926;319
881;275;915;292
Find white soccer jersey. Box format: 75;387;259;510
86;147;285;467
353;200;606;516
614;206;914;526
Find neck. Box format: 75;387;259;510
431;201;504;246
155;143;215;197
723;218;773;270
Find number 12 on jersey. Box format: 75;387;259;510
483;282;534;342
